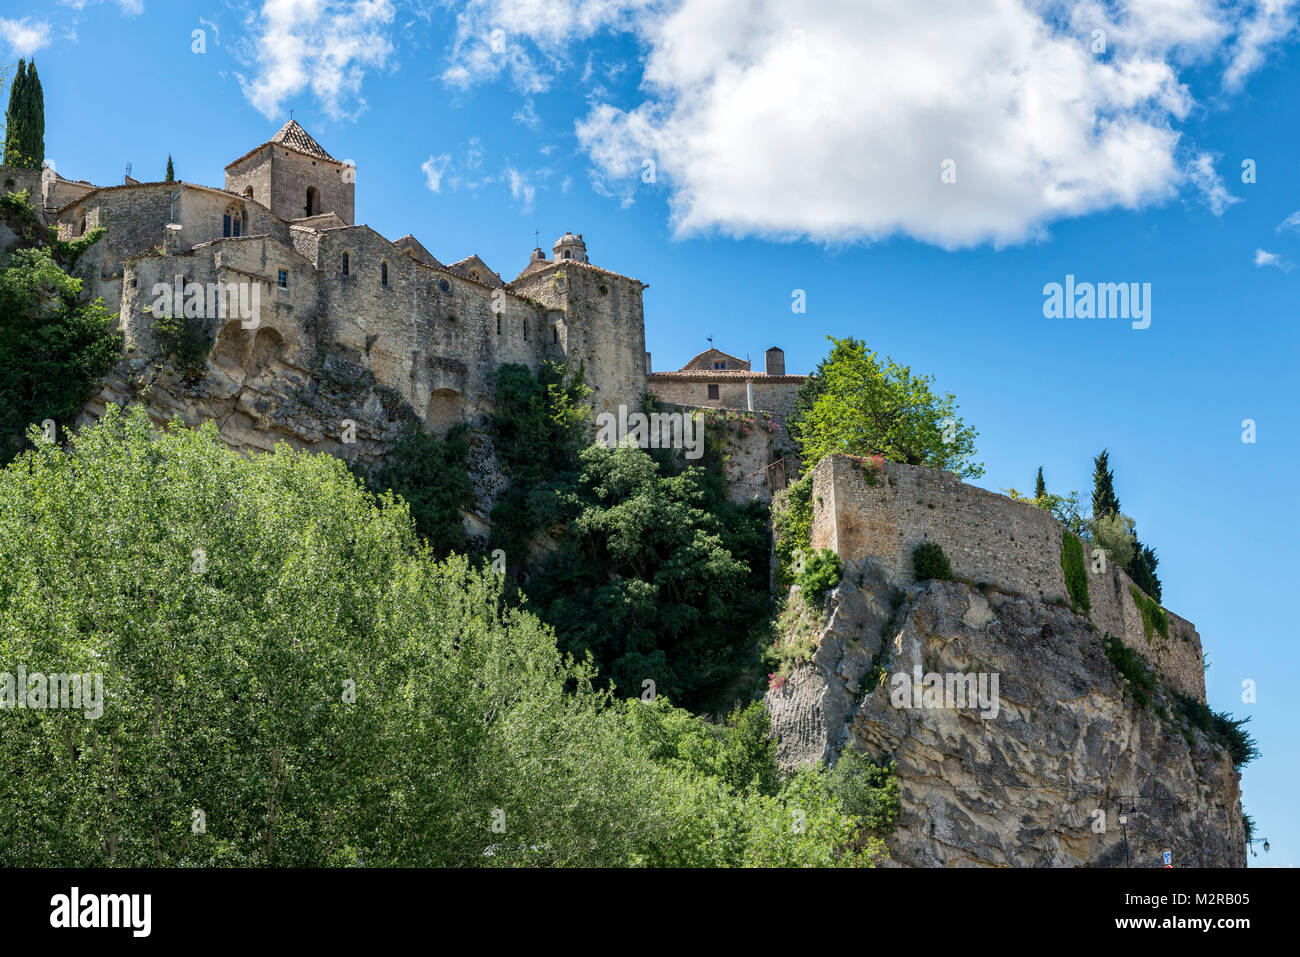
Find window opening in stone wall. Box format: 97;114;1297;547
496;315;501;335
306;186;320;217
708;384;719;399
523;320;528;341
342;251;350;276
381;261;388;286
278;269;288;289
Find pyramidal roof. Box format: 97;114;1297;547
270;120;336;162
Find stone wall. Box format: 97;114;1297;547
647;376;802;418
809;454;1206;701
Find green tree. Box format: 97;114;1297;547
0;193;122;462
164;154;175;182
0;406;879;866
793;336;983;478
1091;510;1137;569
1034;466;1047;499
2;59;27;168
2;58;42;170
527;441;772;711
1091;449;1121;518
363;421;473;558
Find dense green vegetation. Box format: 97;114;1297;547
772;471;813;586
1092;449;1162;600
797;548;844;606
912;542;954;582
0;192;122;463
526;442;772;711
3;58;44;169
1060;531;1091;614
363;421;473;558
0;406;883;866
791;336;983;478
1100;633;1159;709
1129;584;1170;641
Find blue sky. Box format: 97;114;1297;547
3;0;1296;867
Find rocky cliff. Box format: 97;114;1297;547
765;559;1246;867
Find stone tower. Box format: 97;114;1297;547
224;120;355;225
552;231;588;262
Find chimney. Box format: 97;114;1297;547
764;346;785;376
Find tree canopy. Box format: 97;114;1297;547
792;336;983;478
0;406;881;866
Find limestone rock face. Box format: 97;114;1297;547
765;559;1246;868
81;341;416;470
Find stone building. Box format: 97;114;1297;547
647;345;805;418
0;121;671;458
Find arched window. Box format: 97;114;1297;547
342;251;350;276
381;261;388;286
563;249;571;259
306;186;320;217
224;206;243;238
223;212;231;237
244;186;254;200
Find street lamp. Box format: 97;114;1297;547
1247;837;1270;858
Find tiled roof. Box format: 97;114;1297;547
225;121;341;170
647;370;806;384
682;347;746;370
271;120;336;161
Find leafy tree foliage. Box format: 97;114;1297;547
0;194;122;462
912;542;953;581
1003;484;1087;537
792;336;983;478
488;361;590;563
824;751;901;835
3;58;44;169
363;422;473;558
526;442;772;711
0;407;880;866
1091;449;1121;518
1034;466;1047;499
1090;510;1137;570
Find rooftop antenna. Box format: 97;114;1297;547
289;108;295;121
534;229;540;248
124;162;131;184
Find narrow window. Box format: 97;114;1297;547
381;261;388;286
707;384;719;400
223;212;231;237
278;269;288;289
563;250;571;259
523;320;528;341
306;186;319;217
342;252;350;276
496;315;501;335
714;360;725;369
553;325;558;343
244;186;254;200
232;216;241;238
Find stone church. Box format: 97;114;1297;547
6;120;801;477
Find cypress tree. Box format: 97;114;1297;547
3;59;27;168
165;154;175;182
25;61;44;171
1091;449;1120;517
1034;466;1046;499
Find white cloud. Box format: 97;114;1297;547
422;153;451;192
445;0;1299;248
1224;0;1299;90
0;18;53;56
1254;248;1293;270
1186;153;1241;215
505;166;536;212
237;0;395;121
1277;210;1300;232
58;0;144;15
513;98;541;129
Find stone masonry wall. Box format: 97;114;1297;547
809;454;1206;701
